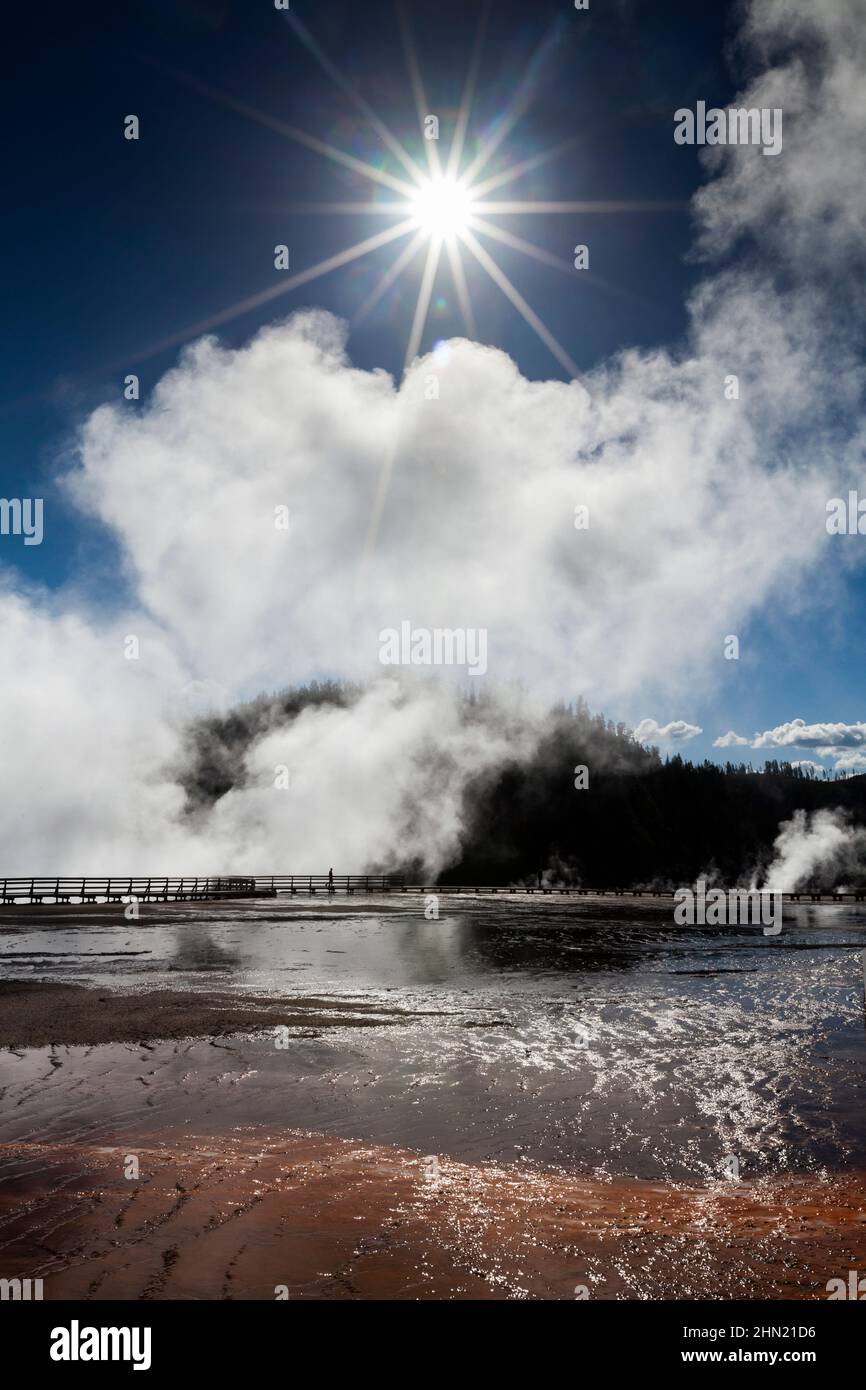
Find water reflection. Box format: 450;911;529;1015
2;900;866;1182
167;923;242;974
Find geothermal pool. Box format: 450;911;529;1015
2;896;865;1184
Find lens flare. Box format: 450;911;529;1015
410;176;474;241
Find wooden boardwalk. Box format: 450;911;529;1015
0;875;864;905
0;876;273;905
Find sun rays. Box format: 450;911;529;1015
142;4;684;381
275;0;588;377
120;5;693;570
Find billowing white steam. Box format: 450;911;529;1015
191;679;542;873
1;0;865;873
759;809;866;892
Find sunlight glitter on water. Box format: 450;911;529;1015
2;900;865;1184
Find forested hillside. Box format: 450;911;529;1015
180;685;866;887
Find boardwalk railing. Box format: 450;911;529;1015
0;875;405;905
254;874;403;894
0;876;267;905
1;877;864;905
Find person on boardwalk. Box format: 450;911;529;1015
328;867;334;893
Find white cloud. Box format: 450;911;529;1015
713;730;751;748
831;751;866;772
633;718;703;744
714;723;866;774
752;719;866;750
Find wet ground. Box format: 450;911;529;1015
1;894;865;1298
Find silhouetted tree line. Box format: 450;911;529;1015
180;684;866;885
445;698;866;887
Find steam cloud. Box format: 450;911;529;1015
760;809;866;892
2;0;866;874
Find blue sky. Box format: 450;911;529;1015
1;0;723;580
2;0;864;774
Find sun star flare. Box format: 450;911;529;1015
410;175;475;242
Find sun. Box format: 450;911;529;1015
410;175;475;242
155;6;675;383
148;7;679;562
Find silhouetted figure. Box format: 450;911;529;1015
328;867;334;893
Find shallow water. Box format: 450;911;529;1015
2;898;866;1183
